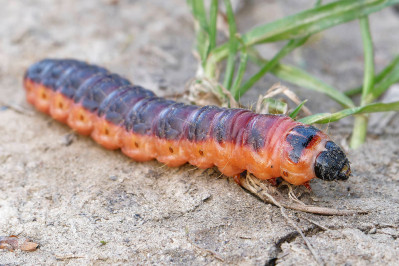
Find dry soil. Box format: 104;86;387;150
1;0;398;265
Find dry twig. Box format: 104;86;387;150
240;173;366;216
241;174;323;265
0;101;34;116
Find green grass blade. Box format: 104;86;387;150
233;0;324;100
345;55;399;97
360;16;375;104
289;100;308;119
222;0;238;90
231;35;248;97
298;101;399;124
191;0;208;32
351;16;375;149
209;0;218;51
245;47;355;107
344;87;362;97
236;37;308;99
367;59;399;102
188;0;210;67
271;63;355;108
207;0;399;72
243;0;399;46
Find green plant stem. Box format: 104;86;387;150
350;16;374;149
350;114;369;148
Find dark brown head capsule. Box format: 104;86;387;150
315;141;351;181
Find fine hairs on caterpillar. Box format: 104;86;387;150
24;59;351;186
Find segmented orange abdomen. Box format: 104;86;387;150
23;59;351;185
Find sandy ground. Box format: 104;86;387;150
1;0;399;264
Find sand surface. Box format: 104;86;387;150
1;0;399;264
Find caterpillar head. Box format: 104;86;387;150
315;141;351;181
281;125;351;185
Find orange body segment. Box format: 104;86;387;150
49;92;73;123
24;77;323;185
67;106;95;136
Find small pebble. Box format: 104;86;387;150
368;228;377;234
62;133;75;146
109;175;117;181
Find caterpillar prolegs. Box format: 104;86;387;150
23;59;351;186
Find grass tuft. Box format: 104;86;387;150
188;0;399;148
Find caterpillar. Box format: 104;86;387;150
23;59;351;186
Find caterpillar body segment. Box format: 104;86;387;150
24;59;351;186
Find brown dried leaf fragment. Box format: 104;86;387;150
0;236;38;252
0;236;19;251
20;240;39;251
